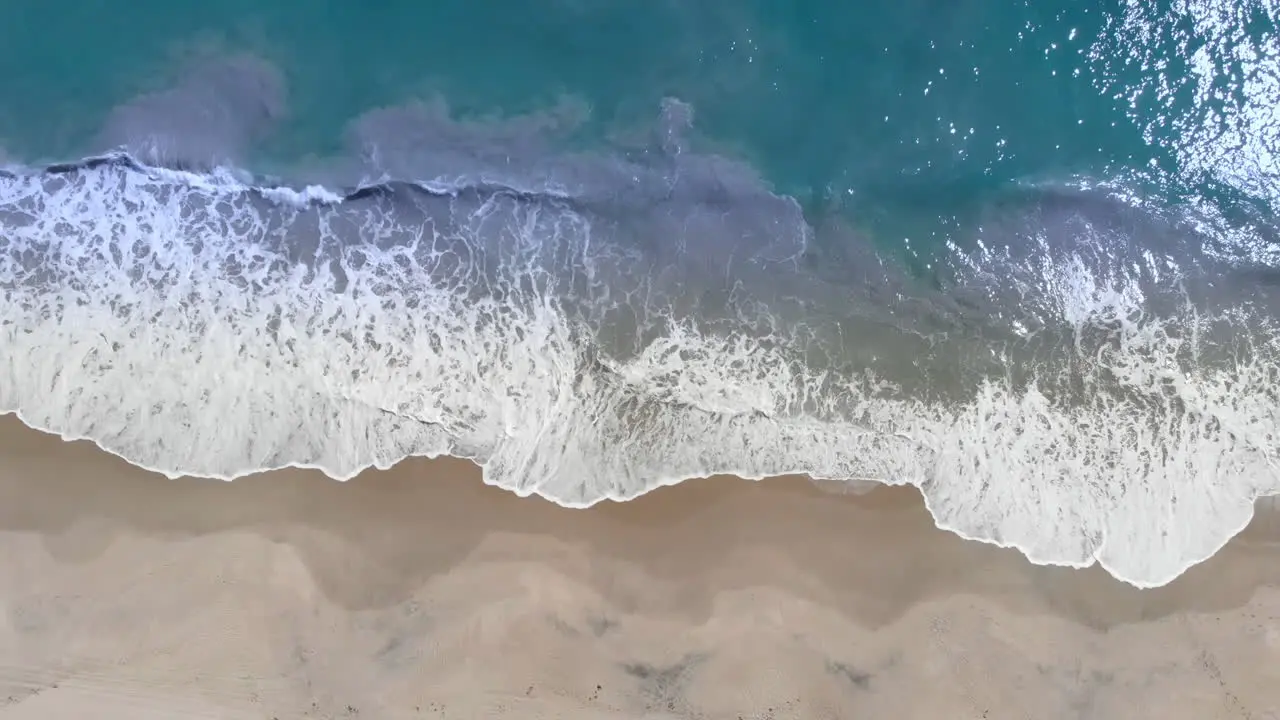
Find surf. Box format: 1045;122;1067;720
2;109;1279;590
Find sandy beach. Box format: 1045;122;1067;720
0;414;1276;719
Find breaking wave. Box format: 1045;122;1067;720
2;99;1280;589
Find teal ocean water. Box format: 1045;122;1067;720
2;1;1279;587
0;2;1176;230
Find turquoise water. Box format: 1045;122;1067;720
3;1;1280;588
0;2;1156;238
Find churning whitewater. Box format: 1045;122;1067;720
2;96;1280;589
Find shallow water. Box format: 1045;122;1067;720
2;0;1279;588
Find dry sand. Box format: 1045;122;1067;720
0;415;1277;719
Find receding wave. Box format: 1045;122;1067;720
3;111;1280;589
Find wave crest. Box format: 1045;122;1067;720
2;146;1278;589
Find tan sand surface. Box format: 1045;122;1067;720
0;413;1278;719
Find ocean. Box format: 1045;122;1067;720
1;0;1278;589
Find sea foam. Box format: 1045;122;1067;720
1;152;1278;590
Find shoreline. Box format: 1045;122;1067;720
2;414;1279;717
7;408;1275;593
7;145;1278;590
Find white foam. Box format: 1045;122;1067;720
1;161;1277;589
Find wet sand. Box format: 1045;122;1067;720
0;414;1277;719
